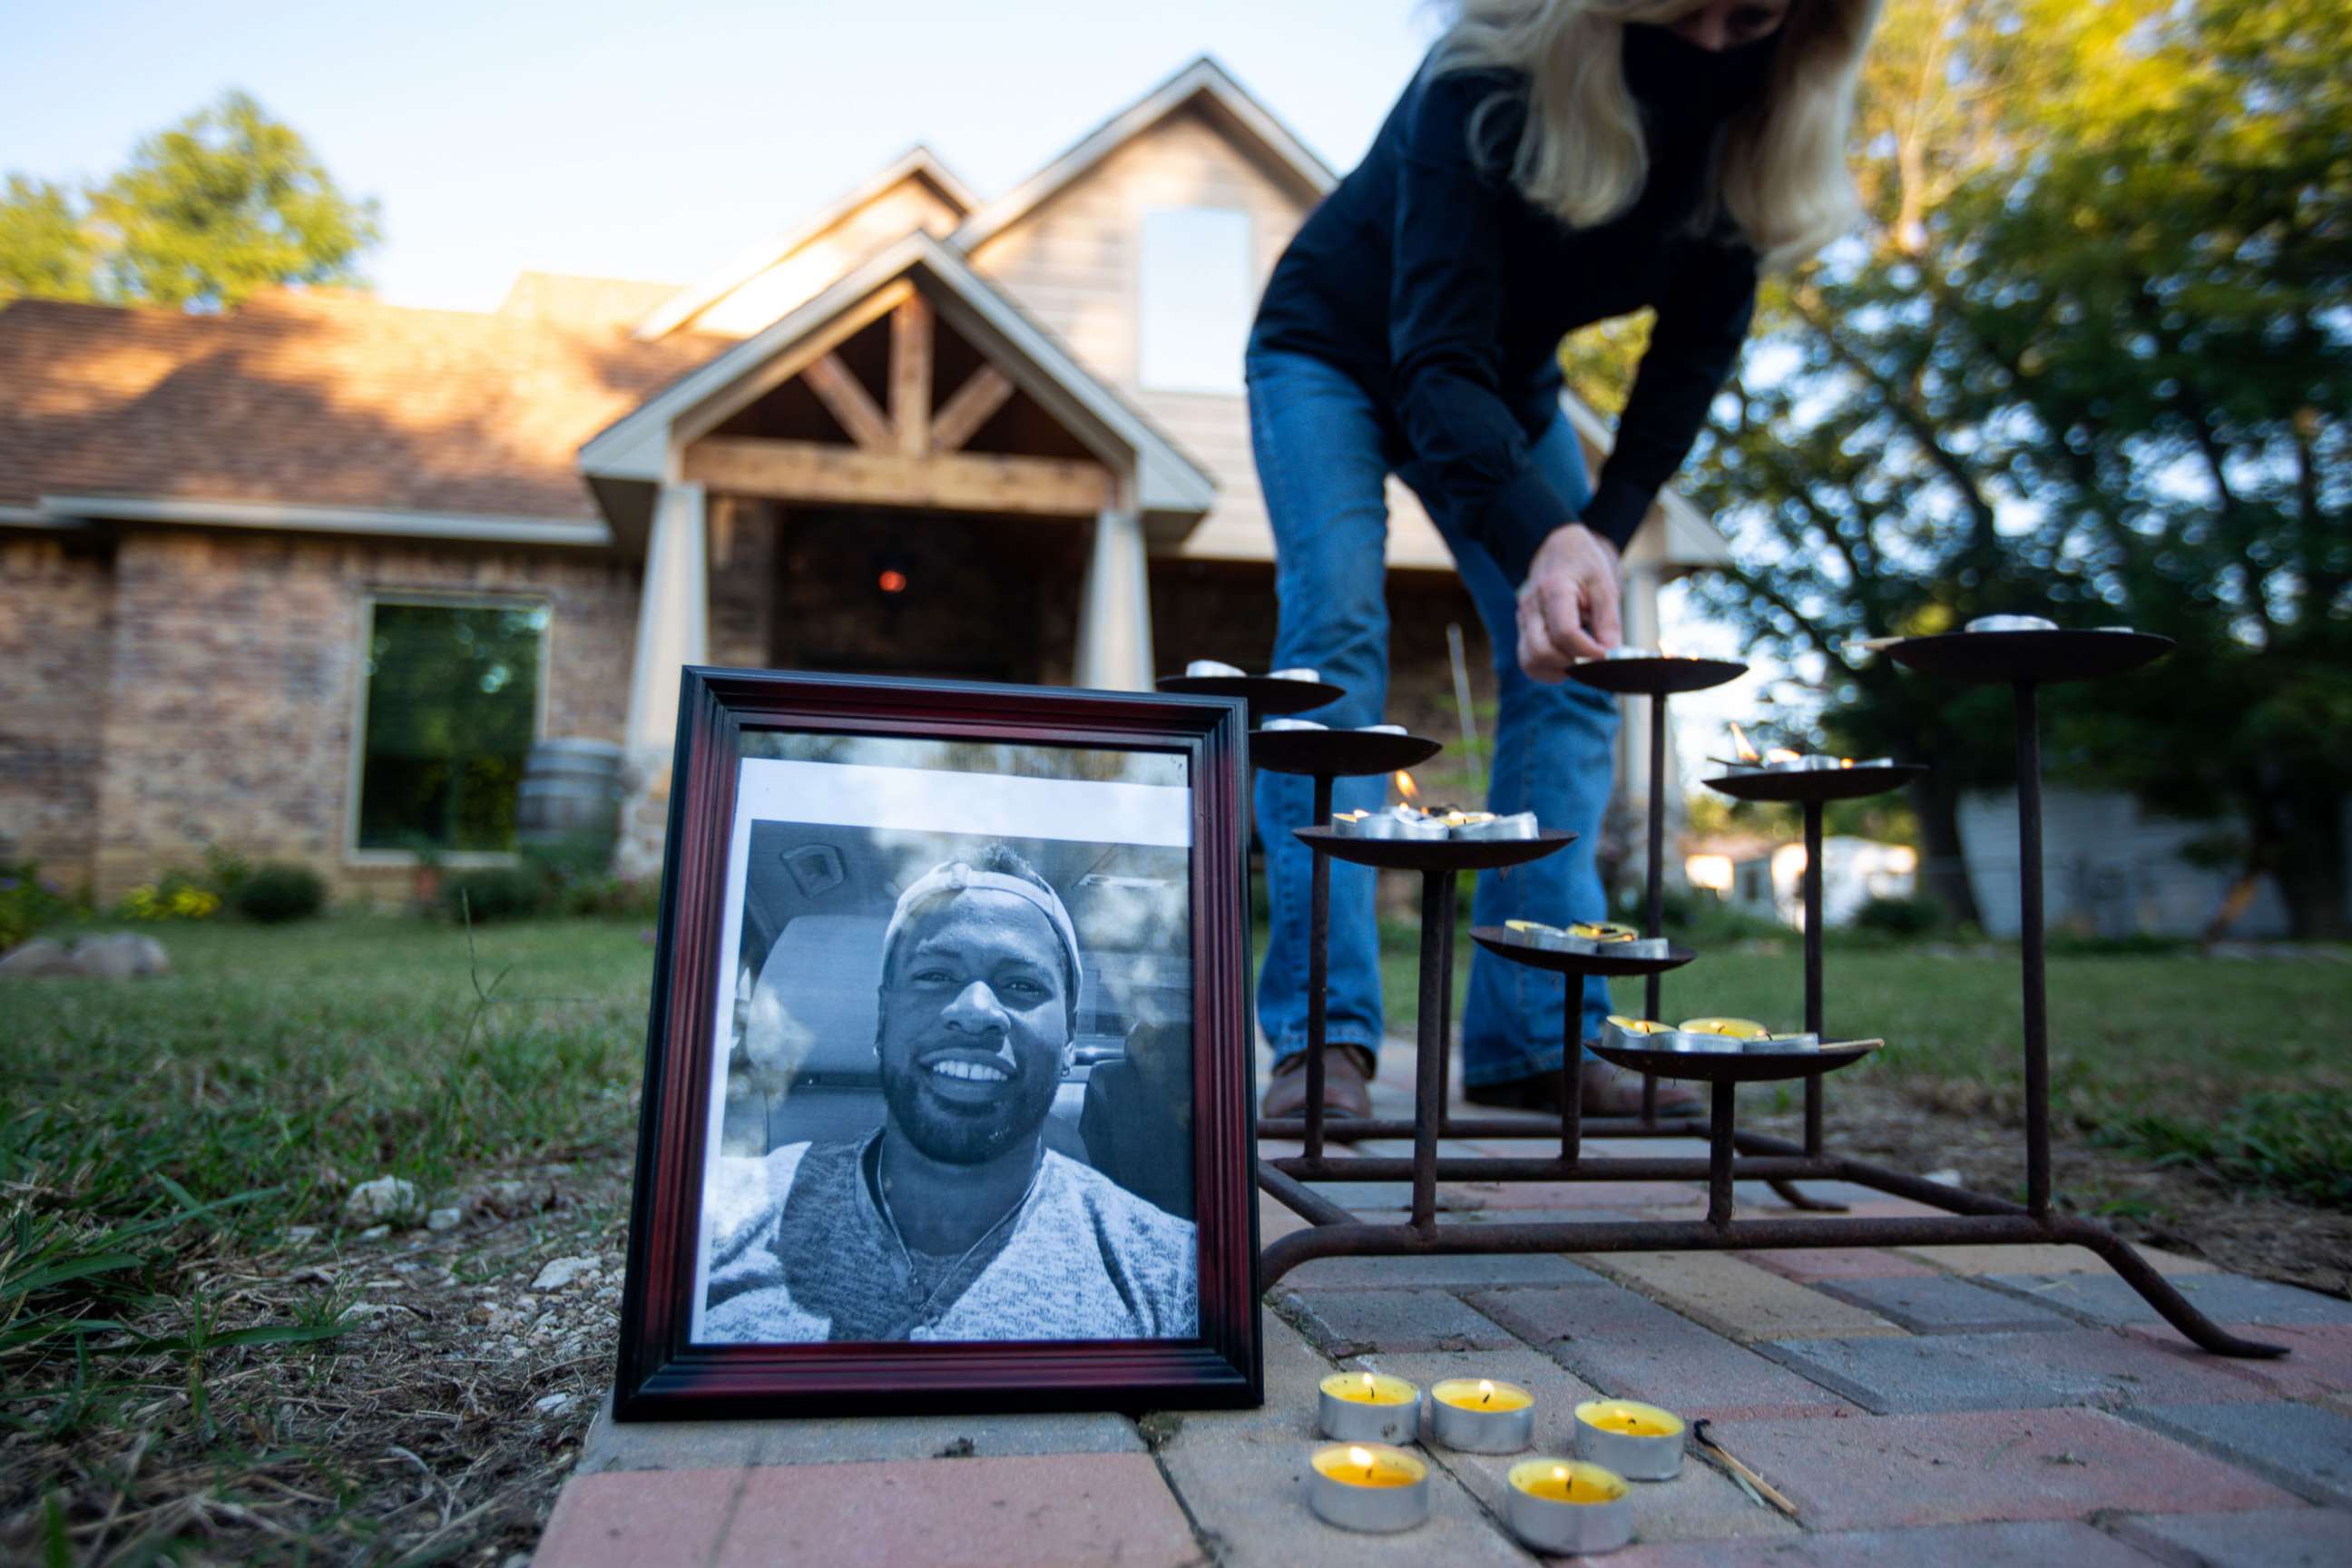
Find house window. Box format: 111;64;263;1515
355;599;548;853
1137;206;1253;394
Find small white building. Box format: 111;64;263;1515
1690;836;1918;929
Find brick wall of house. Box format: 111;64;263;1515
0;536;115;887
89;529;642;900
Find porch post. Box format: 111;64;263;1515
1073;505;1152;691
624;481;710;758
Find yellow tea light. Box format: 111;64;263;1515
1506;919;1567;937
1308;1444;1430;1533
1567;921;1639;943
1317;1371;1420;1444
1605;1015;1671;1034
1676;1017;1770;1040
1430;1377;1535;1454
1504;1460;1633;1553
1573;1398;1687;1481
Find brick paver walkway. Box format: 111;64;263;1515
536;1046;2352;1565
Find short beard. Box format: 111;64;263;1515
877;1058;1057;1167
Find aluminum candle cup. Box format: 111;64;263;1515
1318;1372;1420;1445
1260;719;1328;731
1746;1032;1821;1054
1602;1017;1683;1054
1308;1444;1429;1534
1574;1399;1687;1481
1357;723;1409;734
1430;1378;1535;1454
1965;614;2058;633
1269;666;1323;682
1676;1017;1770;1053
1452;811;1541;841
1183;659;1244;678
1504;1461;1634;1555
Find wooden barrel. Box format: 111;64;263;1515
515;739;626;848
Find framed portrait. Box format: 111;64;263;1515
614;669;1259;1418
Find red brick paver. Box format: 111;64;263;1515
534;1455;1201;1568
1693;1407;2299;1532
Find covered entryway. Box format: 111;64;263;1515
577;233;1218;870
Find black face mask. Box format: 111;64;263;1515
1621;22;1781;117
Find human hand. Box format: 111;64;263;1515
1514;523;1622;681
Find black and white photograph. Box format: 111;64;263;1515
690;734;1202;1346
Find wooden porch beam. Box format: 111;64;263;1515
802;353;895;452
682;437;1111;517
890;295;934;457
929;366;1014;454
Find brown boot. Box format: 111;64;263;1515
1464;1060;1701;1118
1261;1044;1375;1122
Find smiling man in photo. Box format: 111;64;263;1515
700;845;1199;1343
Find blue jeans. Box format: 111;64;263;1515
1249;347;1621;1087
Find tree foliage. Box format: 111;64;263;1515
1681;0;2351;935
0;92;377;309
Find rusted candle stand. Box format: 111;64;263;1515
1250;727;1441;1161
1250;632;2286;1360
1562;655;1749;1122
1703;761;1926;1186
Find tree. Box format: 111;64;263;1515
0;92;378;309
1684;0;2351;936
0;177;98;302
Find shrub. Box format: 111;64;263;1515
233;862;327;924
441;866;549;924
1;860;79;951
1850;895;1947;940
118;870;220;922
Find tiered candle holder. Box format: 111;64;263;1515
1243;632;2283;1363
1562;654;1747;1122
1703;760;1925;1202
1252;727;1442;1160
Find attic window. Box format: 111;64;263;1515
1138;207;1252;394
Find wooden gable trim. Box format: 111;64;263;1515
681;438;1109;517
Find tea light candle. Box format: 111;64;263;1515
1429;1377;1535;1454
1504;1460;1634;1555
1308;1444;1429;1534
1676;1017;1770;1051
1318;1371;1420;1445
1183;659;1244;678
1746;1031;1822;1054
1260;718;1328;731
1965;613;2057;633
1574;1398;1686;1481
1269;666;1323;682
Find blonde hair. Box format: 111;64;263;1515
1433;0;1883;270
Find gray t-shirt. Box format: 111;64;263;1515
699;1132;1199;1343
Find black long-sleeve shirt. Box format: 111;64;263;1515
1250;51;1759;582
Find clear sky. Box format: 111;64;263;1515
1;0;1444;310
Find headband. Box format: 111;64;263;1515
880;860;1083;1014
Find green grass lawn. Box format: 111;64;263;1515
5;911;2347;1560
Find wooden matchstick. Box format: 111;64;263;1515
1690;1419;1800;1519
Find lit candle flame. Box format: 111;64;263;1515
1478;1378;1495;1406
1765;747;1803;765
1728;722;1760;763
1349;1445;1374;1479
1361;1372;1375;1392
1840;758;1855;769
1394;770;1419;802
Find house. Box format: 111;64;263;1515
0;56;1731;900
1689;833;1918;929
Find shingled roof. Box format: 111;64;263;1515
0;289;726;522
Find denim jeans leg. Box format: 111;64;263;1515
1245;348;1395;1070
1406;412;1622;1084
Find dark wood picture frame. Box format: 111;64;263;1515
613;668;1260;1419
